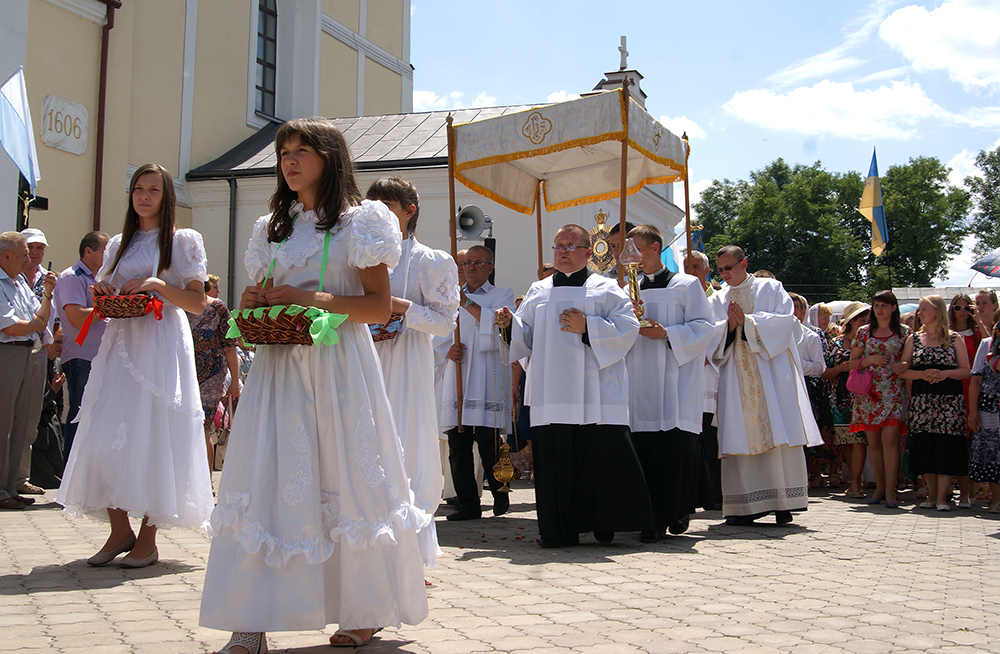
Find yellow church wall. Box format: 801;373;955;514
366;0;404;59
320;36;359;119
364;59;402;117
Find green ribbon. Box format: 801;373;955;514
308;309;348;346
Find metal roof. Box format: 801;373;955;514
187;105;540;181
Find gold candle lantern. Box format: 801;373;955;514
619;238;653;328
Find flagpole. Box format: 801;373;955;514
447;114;465;433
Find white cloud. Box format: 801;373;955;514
935;234;981;286
724;79;944;139
413;90;448;112
658;115;706;141
766;1;890;88
880;0;1000;93
855;67;911;85
673;177;713;223
947;149;981;189
547;91;581;103
472;92;497;108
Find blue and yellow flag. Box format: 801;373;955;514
858;148;888;256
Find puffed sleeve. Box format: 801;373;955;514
171;229;209;287
347;199;402;270
95;234;122;283
405;248;460;338
244;215;274;284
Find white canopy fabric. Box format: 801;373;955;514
453;89;688;214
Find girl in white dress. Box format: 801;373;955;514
200;120;428;654
366;177;460;569
56;163;213;568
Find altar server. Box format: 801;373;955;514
708;245;822;526
497;224;653;547
625;225;716;541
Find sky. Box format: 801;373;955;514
409;0;1000;288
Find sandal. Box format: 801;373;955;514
988;502;1000;514
215;632;267;654
846;489;865;499
330;628;382;648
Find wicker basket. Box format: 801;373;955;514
229;305;348;346
369;313;405;343
93;294;162;319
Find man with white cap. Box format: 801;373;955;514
16;228;53;495
0;231;57;509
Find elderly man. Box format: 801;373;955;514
708;246;821;526
16;228;53;495
0;232;57;509
440;245;515;521
53;231;109;459
625;225;716;541
685;250;723;507
498;225;653;547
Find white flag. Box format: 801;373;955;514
0;66;41;189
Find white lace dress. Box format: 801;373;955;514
200;201;429;633
374;237;459;567
56;228;214;530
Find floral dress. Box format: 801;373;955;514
828;336;863;445
187;298;238;422
969;338;1000;483
850;324;910;434
907;332;968;476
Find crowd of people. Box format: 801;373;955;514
3;116;999;653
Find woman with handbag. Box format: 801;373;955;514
56;163;213;567
849;290;911;508
186;273;240;482
898;295;971;510
826;302;869;499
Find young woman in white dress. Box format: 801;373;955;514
366;177;460;570
56;163;213;568
200;119;428;654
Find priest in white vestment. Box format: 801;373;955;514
709;246;822;525
439;245;514;521
625;226;717;541
498;225;653;547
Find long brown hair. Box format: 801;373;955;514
108;163;176;277
948;293;975;331
867;289;902;336
268;118;362;242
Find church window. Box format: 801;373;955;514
255;0;278;117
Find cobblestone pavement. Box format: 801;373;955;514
4;477;1000;654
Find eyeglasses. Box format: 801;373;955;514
953;306;973;313
715;260;744;273
459;260;489;269
552;243;588;252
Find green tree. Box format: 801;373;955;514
967;145;1000;258
696;156;969;301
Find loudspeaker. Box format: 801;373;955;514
457;205;487;238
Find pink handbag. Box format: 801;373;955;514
846;360;873;395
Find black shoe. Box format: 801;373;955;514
444;497;459;506
775;510;793;525
446;507;482;521
668;515;690;535
725;515;756;526
594;531;615;545
538;534;579;548
492;493;510;517
639;530;662;543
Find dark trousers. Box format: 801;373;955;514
447;426;502;510
62;358;91;460
700;412;723;508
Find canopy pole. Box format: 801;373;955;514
618;78;631;287
536;185;543;278
682;132;692;257
447;115;465;433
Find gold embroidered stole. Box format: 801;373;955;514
730;281;774;455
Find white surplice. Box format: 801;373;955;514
375;237;459;567
511;273;639;427
709;275;821;516
626;271;717;434
439;282;515;431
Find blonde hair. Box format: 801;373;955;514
816;304;832;319
915;294;950;341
